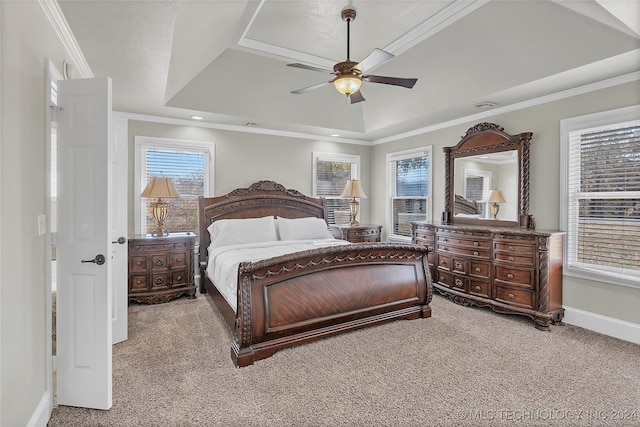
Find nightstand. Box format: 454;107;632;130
128;232;197;304
330;224;382;243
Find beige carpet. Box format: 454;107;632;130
48;294;639;426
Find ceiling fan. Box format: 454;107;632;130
287;8;417;104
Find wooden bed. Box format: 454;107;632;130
198;180;433;367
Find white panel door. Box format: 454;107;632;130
111;115;128;344
56;77;112;410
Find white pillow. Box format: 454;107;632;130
276;216;334;241
207;216;278;248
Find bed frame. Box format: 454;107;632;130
198;180;433;367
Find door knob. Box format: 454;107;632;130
81;254;106;265
112;236;126;244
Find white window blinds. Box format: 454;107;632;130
387;147;432;241
313;153;359;224
567;120;640;284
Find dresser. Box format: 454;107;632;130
412;222;564;330
128;232;197;304
330;224;382;242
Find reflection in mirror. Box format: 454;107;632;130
453;151;518;221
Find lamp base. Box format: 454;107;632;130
349;198;360;226
491;203;500;220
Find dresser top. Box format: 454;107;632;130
130;232;196;241
411;221;564;237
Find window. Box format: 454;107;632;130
135;136;215;235
561;105;640;288
386;147;433;241
464;169;491;218
313;152;360;224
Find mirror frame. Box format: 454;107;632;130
442;122;534;228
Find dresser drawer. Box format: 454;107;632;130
470;261;490;278
494;242;535;256
437;254;451;271
436;270;452;288
494;252;534;267
495;285;534;309
437;243;490;259
494;266;534;288
469;280;490;298
437;234;490;249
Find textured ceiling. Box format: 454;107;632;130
57;0;640;142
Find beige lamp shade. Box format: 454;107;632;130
485;189;506;204
141;176;179;199
339;179;367;199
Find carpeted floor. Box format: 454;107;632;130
48;294;639;426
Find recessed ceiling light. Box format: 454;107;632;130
191;115;204;120
331;133;340;137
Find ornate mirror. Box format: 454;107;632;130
442;123;534;228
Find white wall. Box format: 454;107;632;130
371;80;640;327
126;120;372;235
0;2;71;425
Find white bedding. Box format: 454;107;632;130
206;239;350;312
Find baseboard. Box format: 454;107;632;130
563;306;640;345
27;390;52;427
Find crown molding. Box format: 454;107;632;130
372;71;640;145
39;0;93;78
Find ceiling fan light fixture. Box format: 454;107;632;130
333;75;362;96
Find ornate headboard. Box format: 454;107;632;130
198;180;328;263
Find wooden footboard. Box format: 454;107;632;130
230;243;432;367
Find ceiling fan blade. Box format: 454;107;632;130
290;80;333;94
355;48;394;72
364;74;417;89
287;63;333;73
349;90;365;104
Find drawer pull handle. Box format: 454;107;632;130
155;277;164;284
508;256;515;262
473;251;479;256
136;261;142;266
155;259;165;267
473;241;479;247
136;280;142;285
176;275;182;281
455;278;463;287
508;246;515;252
508;293;515;299
475;286;481;291
176;258;182;263
475;267;481;273
454;261;463;270
507;273;514;279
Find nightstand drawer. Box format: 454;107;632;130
171;252;188;268
171;269;188;285
130;256;148;272
130;275;148;291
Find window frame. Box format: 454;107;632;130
312;152;361;224
560;105;640;289
386;146;433;242
134;136;215;235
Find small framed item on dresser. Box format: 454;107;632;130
128;232;197;304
